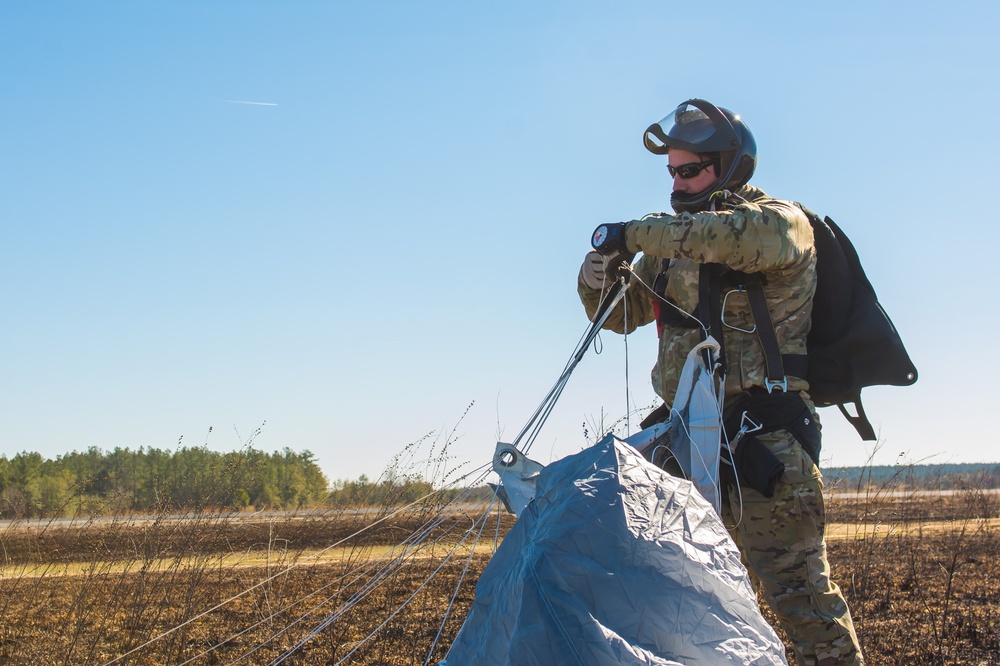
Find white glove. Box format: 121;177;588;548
580;251;622;290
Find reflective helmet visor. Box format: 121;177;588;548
643;102;720;154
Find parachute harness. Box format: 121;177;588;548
622;260;746;528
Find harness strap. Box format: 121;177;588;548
781;353;809;379
743;276;787;393
732;260;879;441
651;259;671;336
838;398;877;441
698;264;727;374
652;259;702;335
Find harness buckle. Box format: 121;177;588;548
730;410;763;450
764;376;787;393
739;411;763;436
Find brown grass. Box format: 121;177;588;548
0;492;996;665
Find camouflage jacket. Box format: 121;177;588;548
578;185;817;403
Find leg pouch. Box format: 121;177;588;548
730;435;785;498
723;390;823;498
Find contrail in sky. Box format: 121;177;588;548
222;100;279;106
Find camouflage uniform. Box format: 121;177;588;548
578;185;863;665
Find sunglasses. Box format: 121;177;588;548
667;161;714;179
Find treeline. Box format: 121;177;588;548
0;446;329;518
824;462;1000;491
327;475;495;507
328;474;435;506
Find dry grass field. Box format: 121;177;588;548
0;488;996;666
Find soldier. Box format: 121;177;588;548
578;99;863;666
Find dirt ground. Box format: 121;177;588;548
0;496;996;666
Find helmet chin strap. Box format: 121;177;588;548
670;186;721;214
671;186;749;214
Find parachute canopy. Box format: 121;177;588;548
443;436;787;665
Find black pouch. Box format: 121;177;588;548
784;404;822;467
729;435;784;498
722;389;823;498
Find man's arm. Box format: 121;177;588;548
624;201;814;275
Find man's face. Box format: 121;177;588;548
668;148;717;194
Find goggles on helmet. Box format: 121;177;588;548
643;100;740;155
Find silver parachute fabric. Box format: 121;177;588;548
661;337;724;514
441;436;787;666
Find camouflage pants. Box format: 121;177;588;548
721;426;863;666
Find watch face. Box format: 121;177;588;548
592;225;609;248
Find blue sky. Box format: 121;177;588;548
1;1;996;483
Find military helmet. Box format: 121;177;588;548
643;99;757;213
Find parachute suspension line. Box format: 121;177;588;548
720;421;746;531
267;495;496;665
623;264;710;340
695;352;747;531
669;401;720;507
329;493;504;666
591;265;612;356
216;493;492;666
517;279;630;456
624;288;631;437
225;470;498;666
247;477;496;666
492;498;504;551
106;462;494;666
422;491;506;666
211;470;502;666
664;407;696;482
516;316;607;455
697;350;748;530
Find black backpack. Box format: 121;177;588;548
789;204;918;439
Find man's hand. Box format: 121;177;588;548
579;250;634;290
